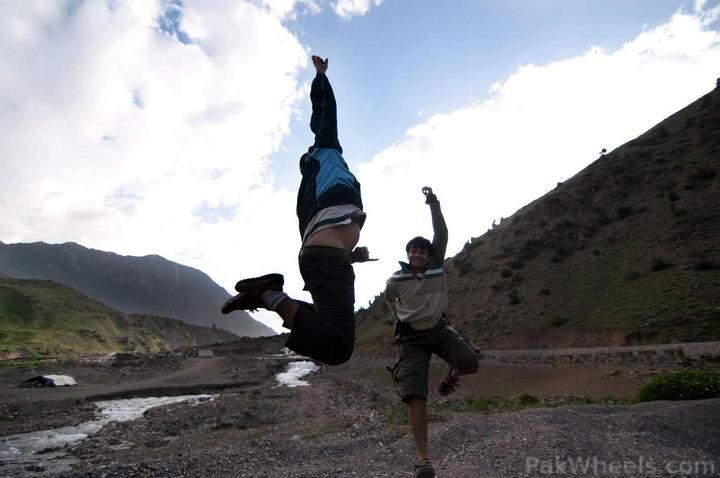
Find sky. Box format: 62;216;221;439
1;0;719;333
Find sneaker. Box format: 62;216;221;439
234;273;284;294
413;458;436;478
221;292;265;314
438;369;460;396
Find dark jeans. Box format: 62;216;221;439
285;246;355;365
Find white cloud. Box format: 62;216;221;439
333;0;382;20
1;2;718;335
0;0;308;332
261;0;322;20
353;11;720;307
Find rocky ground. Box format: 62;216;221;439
1;337;719;477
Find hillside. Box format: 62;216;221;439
0;277;240;359
357;87;720;352
0;242;273;338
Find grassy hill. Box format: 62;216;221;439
0;242;274;337
0;277;239;359
356;87;720;353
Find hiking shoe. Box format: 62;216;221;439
413;458;436;478
221;292;265;314
234;273;284;294
438;369;460;396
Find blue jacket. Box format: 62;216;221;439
296;73;363;238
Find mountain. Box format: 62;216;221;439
0;277;240;358
0;242;274;338
356;86;720;352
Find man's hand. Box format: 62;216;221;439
422;186;438;205
312;55;328;74
351;246;378;263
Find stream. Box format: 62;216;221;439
0;355;320;476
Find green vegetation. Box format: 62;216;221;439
439;394;631;414
651;258;673;271
0;278;237;358
548;317;569;328
692;259;719;271
639;370;720;402
518;392;540;405
616;205;633;220
507;289;521;305
455;258;474;276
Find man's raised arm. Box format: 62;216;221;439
423;187;448;267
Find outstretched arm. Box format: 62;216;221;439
309;55;342;152
423;187;448;267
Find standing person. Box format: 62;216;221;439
385;187;480;478
221;55;373;366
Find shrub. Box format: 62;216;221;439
639;370;720;402
693;259;720;271
616;206;633;220
500;268;513;278
549;317;569;327
596;211;611;226
508;289;521;305
654;125;670;138
456;259;474;276
651;258;673;271
625;271;642;281
520;239;543;259
510;259;524;270
667;191;679;202
538;287;551;296
518;393;540;405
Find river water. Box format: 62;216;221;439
0;357;319;476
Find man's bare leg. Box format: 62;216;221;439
408;397;429;461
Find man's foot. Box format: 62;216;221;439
234;273;284;294
438;369;460;396
413;458;436;478
221;292;264;314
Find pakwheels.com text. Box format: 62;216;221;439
526;456;717;475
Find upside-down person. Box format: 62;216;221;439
221;55;373;366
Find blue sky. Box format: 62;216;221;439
271;0;688;185
0;0;718;332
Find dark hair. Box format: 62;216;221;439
405;236;435;257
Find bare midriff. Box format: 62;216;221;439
304;220;361;252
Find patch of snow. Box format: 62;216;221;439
43;374;77;386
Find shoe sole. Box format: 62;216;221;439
234;273;284;294
221;292;264;314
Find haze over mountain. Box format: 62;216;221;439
356;86;720;353
0;242;273;338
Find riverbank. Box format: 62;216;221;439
1;338;719;477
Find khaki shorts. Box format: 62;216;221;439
393;322;479;402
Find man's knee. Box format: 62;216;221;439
457;350;479;374
322;340;354;366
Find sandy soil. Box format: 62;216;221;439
1;337;718;477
